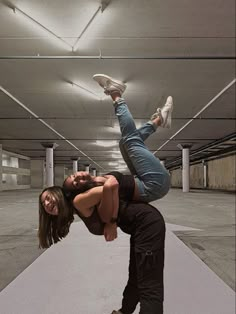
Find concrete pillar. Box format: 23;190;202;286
41;143;58;187
0;144;2;191
177;144;192;192
91;168;97;176
54;165;65;186
30;159;45;188
72;158;79;173
85;164;90;173
203;160;208;188
46;147;54;187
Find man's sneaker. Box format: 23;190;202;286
111;311;123;314
93;74;126;95
151;96;173;128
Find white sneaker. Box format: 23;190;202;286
93;74;126;95
151;96;173;128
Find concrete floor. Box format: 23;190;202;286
0;188;235;311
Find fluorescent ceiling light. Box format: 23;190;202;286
112;150;121;154
116;167;127;171
111;153;122;158
72;1;110;52
13;7;72;51
70;81;101;99
108;162;119;166
96;140;118;147
112;122;142;134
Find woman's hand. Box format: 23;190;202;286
104;223;118;241
104;175;119;190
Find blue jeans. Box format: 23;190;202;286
114;98;170;202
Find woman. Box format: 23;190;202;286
63;74;173;214
39;186;74;248
39;186;165;314
64;74;173;204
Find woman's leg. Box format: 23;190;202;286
117;238;139;314
93;74;173;202
134;206;166;314
119;139;137;175
119;120;159;175
114;98;171;202
137;122;156;142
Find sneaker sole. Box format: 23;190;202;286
163;104;173;128
162;99;173;128
93;74;126;90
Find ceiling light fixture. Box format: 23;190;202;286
112;150;121;154
13;7;73;51
72;0;111;52
111;153;122;158
116;166;127;171
108;162;119;166
96;140;118;147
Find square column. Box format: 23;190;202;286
71;158;79;173
85;164;91;173
177;144;192;192
41;143;58;187
91;167;97;176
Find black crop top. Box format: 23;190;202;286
75;171;135;235
76;207;105;235
105;171;135;202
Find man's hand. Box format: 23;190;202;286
104;223;118;242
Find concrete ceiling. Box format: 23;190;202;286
0;0;235;173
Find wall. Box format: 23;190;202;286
170;168;182;187
208;155;235;191
190;163;204;188
1;150;31;190
30;159;45;189
170;154;235;191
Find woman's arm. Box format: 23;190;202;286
73;179;119;241
97;175;119;223
73;186;103;217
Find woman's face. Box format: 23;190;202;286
64;171;92;190
41;191;59;216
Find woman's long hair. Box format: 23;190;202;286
38;186;74;248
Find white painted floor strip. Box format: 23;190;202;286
0;222;235;314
